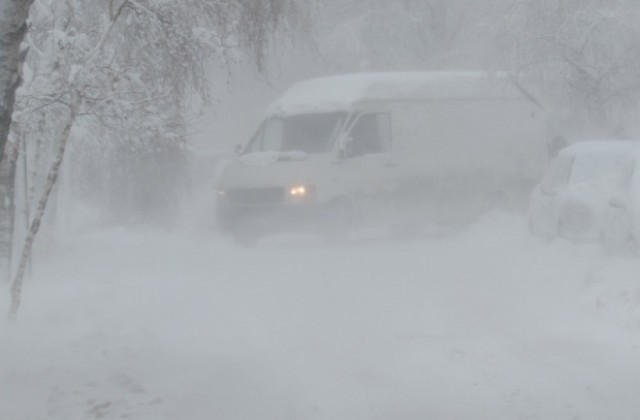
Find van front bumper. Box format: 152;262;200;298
216;202;325;234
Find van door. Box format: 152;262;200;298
337;112;395;224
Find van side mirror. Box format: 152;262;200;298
610;195;627;209
541;186;556;196
338;136;353;160
235;144;244;156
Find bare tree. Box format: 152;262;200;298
0;0;34;164
318;0;499;72
497;0;640;137
8;0;303;318
0;137;19;282
0;0;35;284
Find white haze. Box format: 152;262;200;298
3;217;640;419
4;1;640;419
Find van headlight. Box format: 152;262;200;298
288;185;315;202
290;186;307;196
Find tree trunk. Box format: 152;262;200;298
0;140;18;282
0;0;34;164
9;93;77;319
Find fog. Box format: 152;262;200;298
3;1;640;419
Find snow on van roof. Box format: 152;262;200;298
560;140;640;157
266;71;520;116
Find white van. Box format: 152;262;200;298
216;72;548;242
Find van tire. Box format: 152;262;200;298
485;190;509;212
324;198;355;242
233;225;260;247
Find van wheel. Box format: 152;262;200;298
324;199;355;242
233;225;260;247
485;191;509;212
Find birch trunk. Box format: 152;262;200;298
9;92;77;318
0;0;34;164
0;140;18;282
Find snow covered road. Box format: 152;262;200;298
2;212;640;420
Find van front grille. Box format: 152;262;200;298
225;187;285;206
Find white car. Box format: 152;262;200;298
529;141;640;241
601;152;640;253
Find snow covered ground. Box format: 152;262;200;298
2;212;640;420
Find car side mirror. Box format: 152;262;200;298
610;195;627;209
337;136;354;160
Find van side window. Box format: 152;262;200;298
350;113;391;157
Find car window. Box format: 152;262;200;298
541;156;573;193
570;153;630;185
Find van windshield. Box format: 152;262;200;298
248;112;346;154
